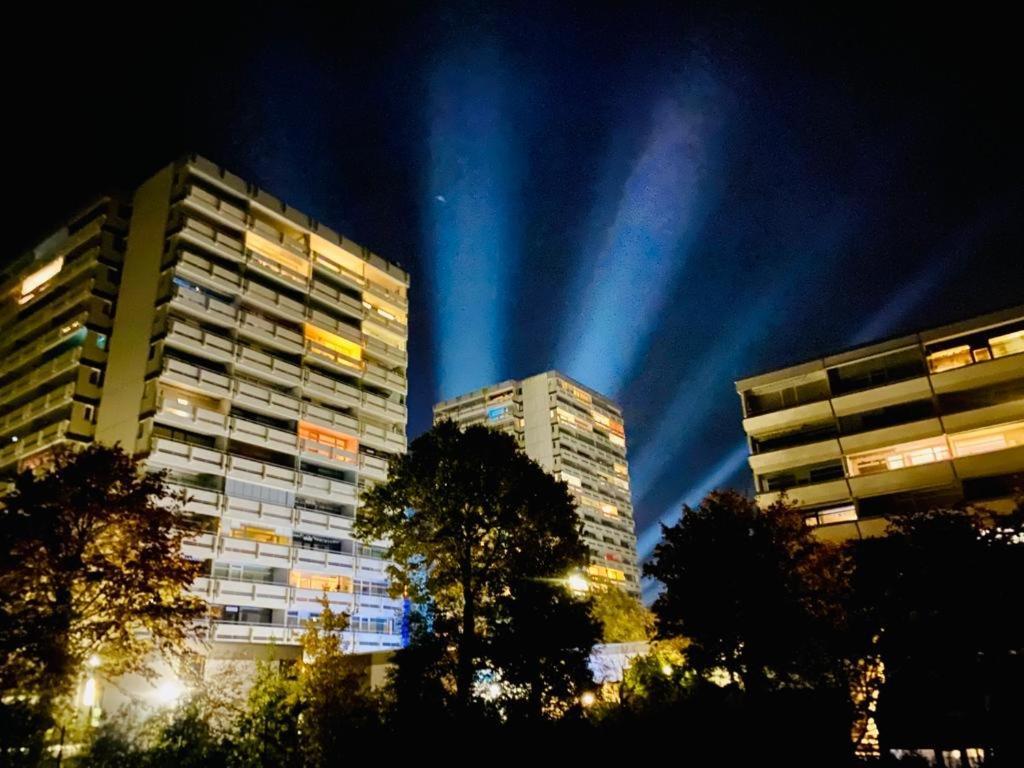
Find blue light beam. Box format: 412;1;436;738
426;50;520;400
557;76;726;396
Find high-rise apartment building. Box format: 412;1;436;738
0;155;409;654
434;371;641;595
735;306;1024;541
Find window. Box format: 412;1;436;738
949;420;1024;458
20;257;64;297
989;329;1024;359
927;345;973;373
846;436;951;477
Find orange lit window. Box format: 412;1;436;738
290;571;352;593
846;436;951;476
587;564;626;582
304;323;363;364
989;330;1024;359
21;256;64;297
299;421;359;461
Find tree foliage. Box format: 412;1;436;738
589;586;655;643
0;444;205;746
356;420;589;712
644;490;851;693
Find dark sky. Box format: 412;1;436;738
6;4;1022;566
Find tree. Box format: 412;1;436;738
644;490;851;694
0;444;205;747
590;587;655;643
227;662;301;768
488;580;601;721
849;502;1024;757
357;420;588;714
297;597;377;764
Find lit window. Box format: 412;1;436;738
20;256;64;297
245;231;310;280
561;472;582;488
989;329;1024;359
949;420;1024;458
299;421;359;463
290;571;352;593
304;323;363;366
847;436;951;477
927;345;972;373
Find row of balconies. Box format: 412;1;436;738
756;443;1024;510
0;347;83;409
148;437;362;504
1;283;109;357
182;532;386;577
193;576;401;616
204;620;401;648
0;382;76;436
174;485;356;539
0;419;71;468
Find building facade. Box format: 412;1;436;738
0;155;409;653
735;306;1024;541
434;371;641;594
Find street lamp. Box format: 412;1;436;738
566;572;590;593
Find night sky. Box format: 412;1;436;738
6;5;1022;582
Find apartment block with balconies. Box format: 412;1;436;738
0;155;409;654
735;305;1024;542
434;371;641;595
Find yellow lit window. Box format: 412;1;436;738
561;472;582;488
246;232;310;279
608;434;625;448
989;330;1024;359
21;256;64;297
927;345;972;373
847;436;951;477
587;564;626;582
304;323;363;365
290;571;352;593
949;420;1024;458
601;503;619;518
231;525;288;545
310;234;365;280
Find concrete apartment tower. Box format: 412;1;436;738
735;305;1024;540
0;155;410;656
434;371;641;595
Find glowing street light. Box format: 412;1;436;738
580;691;596;707
154;680;185;707
566;572;590;593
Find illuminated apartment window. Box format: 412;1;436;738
303;323;363;370
561;471;582;488
245;231;310;281
989;329;1024;359
298;421;359;463
289;571;352;593
846;436;951;476
927;345;973;373
608;434;626;448
20;256;64;298
949;420;1024;458
229;525;288;545
587;564;626;582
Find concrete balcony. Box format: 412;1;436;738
847;461;957;499
297;471;358;504
363;362;407;395
0;346;81;408
300;401;360;435
0;419;70;468
304;340;365;376
223;495;295;529
302;369;363;410
171;486;221;518
231;379;301;421
175;250;243;295
942;400;1024;433
238;310;304;354
757;478;852;509
168;283;238;329
743;399;835;438
149;438;227;475
299;437;359;468
165;319;234;364
2;286;94;355
363;336;407;369
208;621;303;645
181;532;218;561
310;250;364;292
954;444;1024;480
289;587;356;615
226;455;297;490
180;185;248;230
358;421;406;454
233;345;302;388
830;376;933;417
839;418;945;455
0;382;75;435
293;505;354;538
931;353;1024;395
228;417;299;454
217;534;293;568
307;307;363;344
362;310;407;341
309;278;364;320
241;278;305;323
176;217;245;264
749;438;844;475
358;454;389;481
244;249;309;291
193;577;291;612
363;278;408;313
161;357;232;399
154;399;229;437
